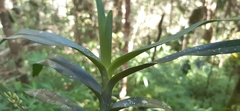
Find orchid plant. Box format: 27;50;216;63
1;0;240;111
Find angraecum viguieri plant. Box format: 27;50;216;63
1;0;240;111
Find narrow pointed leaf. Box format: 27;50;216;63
0;29;108;81
32;55;101;94
108;39;240;89
25;89;85;111
104;10;113;67
95;0;106;28
108;18;240;75
95;0;108;67
111;97;172;111
157;39;240;63
101;11;113;68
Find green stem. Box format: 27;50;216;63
100;86;113;111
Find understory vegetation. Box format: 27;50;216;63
0;0;240;111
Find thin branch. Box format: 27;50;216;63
151;13;165;61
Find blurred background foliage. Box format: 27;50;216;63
0;0;240;110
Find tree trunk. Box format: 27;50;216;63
119;0;130;103
0;0;29;84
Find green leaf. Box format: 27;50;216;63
25;89;85;111
110;97;172;111
157;39;240;63
108;18;240;75
0;29;108;81
95;0;106;27
95;0;110;67
104;10;113;68
32;63;43;77
32;55;101;94
108;39;240;90
100;11;113;68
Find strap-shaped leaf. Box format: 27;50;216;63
95;0;110;67
95;0;106;29
32;55;101;94
108;39;240;90
108;18;240;75
0;29;108;80
104;10;113;69
111;97;172;111
157;39;240;63
25;89;85;111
